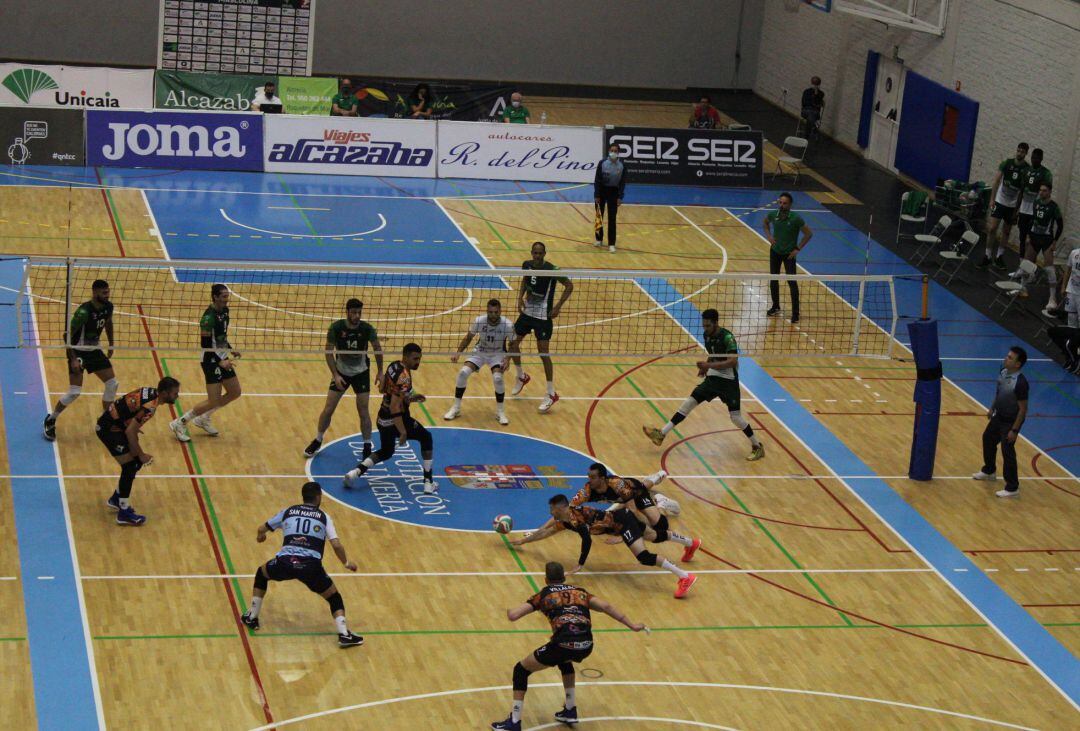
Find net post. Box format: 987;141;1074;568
851;279;867;354
920;274;930;319
15;258;30;347
63;257;73;349
887;277;898;358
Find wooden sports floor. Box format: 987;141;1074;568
0;100;1077;730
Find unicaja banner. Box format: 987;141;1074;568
604;126;764;187
86;110;264;170
437;121;601;183
155;70;273;111
0;63;153;110
0;106;85;166
263;115;437;178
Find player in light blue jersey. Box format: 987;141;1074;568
240;482;364;647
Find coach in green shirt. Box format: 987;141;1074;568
501;91;531;124
331;79;360;117
763;192;813;323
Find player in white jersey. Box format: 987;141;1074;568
445;299;516;425
1058;246;1080;328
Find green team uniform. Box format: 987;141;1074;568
502;104;530;124
200;305;236;384
690;326;741;411
514;260;569;341
1028;198;1063;251
330;91;361;115
991;157;1030;221
765;210;806;256
69;300;113;373
1018;165;1052;215
327;318;378;393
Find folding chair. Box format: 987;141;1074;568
727;123;752;131
934;229;980;285
896;191;928;246
911;215;952;265
772;136;808;185
989;259;1037;315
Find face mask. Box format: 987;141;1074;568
512;101;521;108
608;152;618;161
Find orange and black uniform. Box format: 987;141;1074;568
96;387;162;456
571;476;656;512
556;505;644;567
526;582;595;667
371;359;433;461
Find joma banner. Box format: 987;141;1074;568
86;110;264;170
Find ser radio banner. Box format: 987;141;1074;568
86;110;264;170
604;127;764;187
264;115;437;178
438;121;601;183
1;106;85;166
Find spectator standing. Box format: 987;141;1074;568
251;81;283;112
972;346;1029;498
408;83;434;119
593;142;627;253
330;79;360;117
800;77;825;137
763;193;812;324
689;95;721;129
502;92;531;124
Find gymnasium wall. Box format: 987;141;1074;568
0;0;763;91
754;0;1080;239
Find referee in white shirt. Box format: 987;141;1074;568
251;81;283;112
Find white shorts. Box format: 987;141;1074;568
466;352;507;370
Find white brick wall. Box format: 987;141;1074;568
754;0;1080;238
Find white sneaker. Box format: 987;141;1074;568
511;372;531;395
497;410;510;425
168;418;191;442
443;404;461;420
191;414;219;436
654;492;682;517
423;480;437;494
971;471;997;481
594;240;603;248
995;488;1019;498
538;392;560;413
608;245;616;253
647;469;668;486
343;468;361;486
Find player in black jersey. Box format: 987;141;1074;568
96;377;180;526
344;343;437;493
491;561;646;731
241;482;363;647
170;284;242;441
44;279;117;441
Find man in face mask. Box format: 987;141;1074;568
800;76;824;137
502;92;531;124
594;143;627;253
330;79;359;117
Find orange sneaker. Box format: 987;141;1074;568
681;538;701;563
674;573;698;599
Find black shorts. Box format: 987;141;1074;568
375;417;433;457
1017;212;1033;239
612;509;645;546
74;349;112;374
202;358;238;385
1029;233;1054;253
264;555;333;594
691;375;741;412
990;202;1017;224
533;639;593;667
95;420;129;456
330;371;370;394
620;478;656;511
514;314;553;341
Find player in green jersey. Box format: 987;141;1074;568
981;142;1029;269
643;309;764;461
44;279;117;441
304;298;384;458
1015;183;1065;299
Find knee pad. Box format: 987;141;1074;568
121;460;141;478
635;550;658;567
59;384;82;406
327;592;345;614
102;377;120;403
253;570;268;591
557;662;575;676
512;662;531;692
728;410;749;430
492;371;505;393
653;514;669;542
456;367;471;389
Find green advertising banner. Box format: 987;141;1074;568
155;70;274;111
278;76;337;116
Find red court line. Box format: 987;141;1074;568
135;306;274;725
95;167;126;258
1030;446;1080;499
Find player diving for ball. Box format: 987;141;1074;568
643;308;764;461
444;298;515;425
512;494;699;599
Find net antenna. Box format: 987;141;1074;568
17;256;899;361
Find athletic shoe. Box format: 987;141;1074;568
423;479;438;495
105;491;121;512
168;418;191;443
674;573;698;599
747;444;765;462
191;414;219;436
681;538;701;563
491;718;521;731
1007;269;1020;278
790;313;800;324
338;631;364;648
594;240;603;248
538;392;560;413
766;306;781;317
609;245;616;253
995;488;1019;498
43;415;56;442
642;426;666;446
240;612;260;631
511;372;531;396
976;255;990;269
303;438;322;458
443;404;461;420
971;470;997;481
993;255;1007;270
647;469;667;486
116;506;147;526
497;410;510;426
554;706;579;724
344;464;368;486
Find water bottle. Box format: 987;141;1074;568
540;111;547;125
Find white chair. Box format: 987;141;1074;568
989;259;1038;315
911;215;952;265
933;229;979;285
772;136;808;185
896;191;928;246
727;123;752;131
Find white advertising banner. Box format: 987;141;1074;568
264;115;437;178
0;63;154;110
437;121;602;183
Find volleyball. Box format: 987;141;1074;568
493;514;514;534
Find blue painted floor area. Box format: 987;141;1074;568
0;258;101;729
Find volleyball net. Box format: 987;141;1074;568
15;256;898;360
